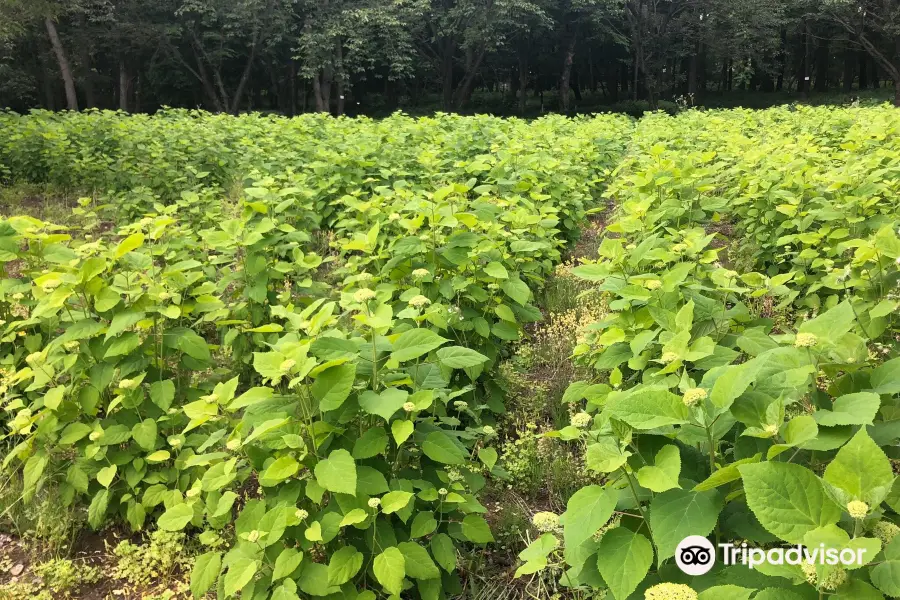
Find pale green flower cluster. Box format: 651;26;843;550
531;511;560;532
682;388;707;407
873;521;900;545
794;332;818;348
644;583;698;600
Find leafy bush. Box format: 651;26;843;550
0;110;631;599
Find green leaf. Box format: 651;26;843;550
148;379;175;412
596;529;653;600
462;514;493;543
814;392;881;426
484;261;509;279
391;420;414;446
561;485;616;569
328;546;363;586
606;388;689;429
410;512;437;538
649;488;722;564
500;277;530;305
872;537;900;596
97;464;117;488
259;456;300;487
190;551;221;598
158;503;194;531
381;491;414;514
115;233;145;258
421;432;465;464
353;426;389;458
636;444;682;492
88;489;109;529
359;388;408;421
373;547;406;595
436;346;489;369
312;363;356;412
314;449;357;496
273;548;304;580
391;329;449;362
478;447;498;471
871;357;900;394
132;419;157;451
697;586;754;600
223;557;259;597
823;428;894;507
514;533;558;577
739;462;841;544
398;542;440;580
430;534;456;572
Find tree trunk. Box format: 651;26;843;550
558;24;577;113
44;17;78;110
815;37;829;92
453;46;485;110
687;49;699;95
119;58;129;111
335;39;345;115
289;61;297;116
858;50;868;89
440;38;454;111
230;31;260;114
517;48;528;114
842;43;855;92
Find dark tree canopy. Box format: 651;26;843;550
2;0;900;115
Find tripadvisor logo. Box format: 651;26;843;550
675;536;869;576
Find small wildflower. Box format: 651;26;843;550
682;388;707;407
671;243;687;253
645;279;663;290
412;268;430;279
389;213;401;221
644;583;698;600
453;400;468;411
158;291;171;300
118;378;138;390
354;288;377;303
368;497;381;509
402;402;416;413
295;509;309;520
764;423;778;436
247;530;260;543
64;341;80;351
873;521;900;545
438;488;448;496
201;393;219;403
279;359;296;372
168;436;183;448
847;500;869;519
531;511;560;532
571;412;592;429
795;332;818;348
814;566;848;591
17;331;25;337
357;272;374;281
89;430;103;442
408;295;431;307
11;293;24;301
482;425;495;436
660;351;679;364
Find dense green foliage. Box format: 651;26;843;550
0;109;632;599
523;104;900;598
4;104;900;599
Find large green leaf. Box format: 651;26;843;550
596;529;653;600
373;547;406;595
421;432;465;464
823;428;894;507
561;485;616;570
391;329;449;362
314;449;357;496
648;488;722;564
739;462;841;544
